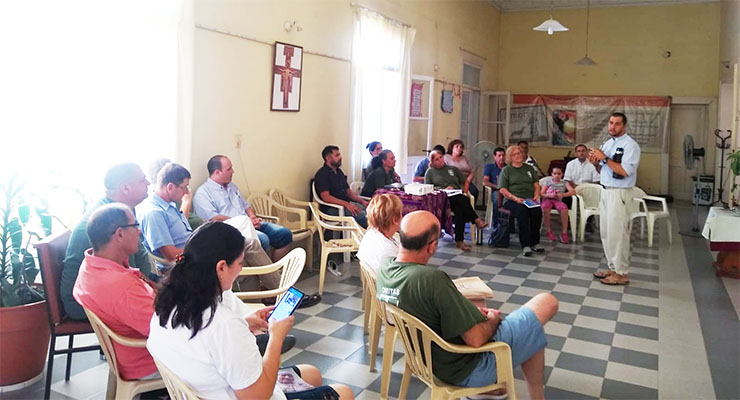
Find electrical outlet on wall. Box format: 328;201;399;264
235;134;242;149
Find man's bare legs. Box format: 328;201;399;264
520;293;558;399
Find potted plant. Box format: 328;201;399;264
0;175;52;387
728;150;740;209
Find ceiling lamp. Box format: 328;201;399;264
576;0;597;65
533;17;568;35
533;2;568;35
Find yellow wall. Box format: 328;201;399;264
189;0;500;199
497;2;720;193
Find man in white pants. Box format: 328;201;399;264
589;112;641;285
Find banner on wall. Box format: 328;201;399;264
501;95;671;152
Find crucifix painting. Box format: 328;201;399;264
271;42;303;111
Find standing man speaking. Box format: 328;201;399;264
589;112;641;285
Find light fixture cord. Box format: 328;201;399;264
584;0;591;55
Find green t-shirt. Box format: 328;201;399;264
376;261;486;384
499;164;537;199
424;165;465;189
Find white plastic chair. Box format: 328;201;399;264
233;247;306;302
308;203;363;295
349;181;371;201
575;183;602;241
630;188;672;247
248;193;315;269
311;182;352;262
359;262;397;399
82;307;165;400
385;304;517;400
152;356;199;400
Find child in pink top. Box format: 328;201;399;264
540;167;575;243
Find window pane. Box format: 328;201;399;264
462;64;480;87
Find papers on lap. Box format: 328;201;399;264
277;368;314;393
442;189;463;197
523;199;540;208
453;276;494;299
223;215;259;240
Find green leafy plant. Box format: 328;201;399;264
0;175;51;307
729;150;740;206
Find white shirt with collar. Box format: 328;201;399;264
564;158;601;185
193;178;250;220
599;133;641;188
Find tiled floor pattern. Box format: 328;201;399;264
7;212;727;399
286;225;662;400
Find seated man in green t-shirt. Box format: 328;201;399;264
424;150;487;251
377;211;558;399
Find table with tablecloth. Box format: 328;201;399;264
375;188;453;235
701;206;740;278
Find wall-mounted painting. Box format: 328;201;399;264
271;41;303;112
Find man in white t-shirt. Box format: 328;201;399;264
564;144;600;187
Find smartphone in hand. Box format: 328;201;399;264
268;287;306;322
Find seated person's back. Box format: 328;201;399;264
356;194;402;274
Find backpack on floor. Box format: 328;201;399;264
487;217;510;248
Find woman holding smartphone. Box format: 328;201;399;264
147;222;353;400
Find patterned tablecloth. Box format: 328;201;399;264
375;188;453;234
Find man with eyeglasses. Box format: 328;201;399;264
376;211;558;399
61;162;154;321
138;162;194;263
73;203;161;381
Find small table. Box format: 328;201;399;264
702;207;740;278
375;188;453;235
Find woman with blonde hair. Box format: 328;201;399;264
498;145;543;257
357;194;403;274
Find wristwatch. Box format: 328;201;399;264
602;156;610;165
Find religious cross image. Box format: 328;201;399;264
271;41;303;111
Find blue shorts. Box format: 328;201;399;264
280;366;339;400
455;306;547;387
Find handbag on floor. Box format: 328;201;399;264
488;217;510;248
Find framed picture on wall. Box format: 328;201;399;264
271;41;303;111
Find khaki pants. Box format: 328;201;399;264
234;237;281;291
599;188;633;275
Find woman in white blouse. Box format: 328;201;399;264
357;194;403;275
147;222;353;400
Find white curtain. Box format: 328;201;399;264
350;7;415;179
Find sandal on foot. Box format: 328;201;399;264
600;274;629;285
593;269;612;279
546;231;557;241
456;241;471;251
560;232;569;244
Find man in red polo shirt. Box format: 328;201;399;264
73;203;159;380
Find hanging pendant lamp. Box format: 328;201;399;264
576;0;597;65
533;1;568;35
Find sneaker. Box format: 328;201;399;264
522;246;533;257
327;260;343;277
560;232;569;244
546;231;557;241
531;244;545;253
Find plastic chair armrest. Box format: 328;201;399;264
256;214;280;224
642;195;669;212
239;262;284;276
273;203;308;229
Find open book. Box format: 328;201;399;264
452;276;494;300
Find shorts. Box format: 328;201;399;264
541;199;568;211
454;306;547;388
280;366;340;400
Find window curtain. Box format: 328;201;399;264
350;7;416;179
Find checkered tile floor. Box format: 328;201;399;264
289;223;662;400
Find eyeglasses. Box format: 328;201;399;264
118;222;140;229
178;183;190;191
